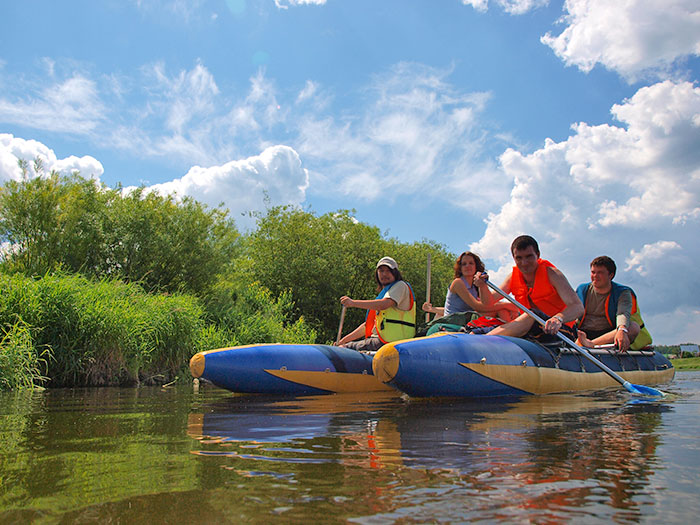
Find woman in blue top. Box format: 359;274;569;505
423;251;518;321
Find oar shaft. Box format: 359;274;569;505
425;254;432;323
485;280;627;386
336;305;347;345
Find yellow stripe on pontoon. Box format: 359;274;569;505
460;363;675;394
264;369;394;393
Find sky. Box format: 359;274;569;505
1;0;699;344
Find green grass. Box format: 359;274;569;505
671;357;700;371
0;271;315;389
0;321;50;390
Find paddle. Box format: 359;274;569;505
484;279;664;397
425;253;432;323
336;305;347;345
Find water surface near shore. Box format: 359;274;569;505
1;373;699;523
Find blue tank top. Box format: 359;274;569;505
443;277;479;315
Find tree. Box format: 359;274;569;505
245;206;455;341
0;167;240;296
105;187;240;295
0;171;70;276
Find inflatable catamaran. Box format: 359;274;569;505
189;332;674;397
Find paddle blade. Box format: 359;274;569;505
622;381;665;397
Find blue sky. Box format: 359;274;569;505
1;0;699;344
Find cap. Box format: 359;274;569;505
376;256;398;270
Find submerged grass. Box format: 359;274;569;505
0;272;315;389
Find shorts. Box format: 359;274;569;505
526;309;578;342
580;328;612;340
344;336;384;352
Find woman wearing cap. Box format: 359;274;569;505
335;256;416;351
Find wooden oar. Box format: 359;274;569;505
335;305;347;345
425;253;432;323
485;280;664;397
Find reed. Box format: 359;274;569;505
0;321;49;390
0;271;316;389
202;277;317;346
0;273;209;387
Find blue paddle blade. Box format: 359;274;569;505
622;381;665;397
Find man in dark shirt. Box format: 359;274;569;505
575;256;641;352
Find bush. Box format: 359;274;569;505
0;173;240;296
202;275;316;346
245;206;455;341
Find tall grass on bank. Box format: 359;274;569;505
0;322;49;390
0;272;315;389
0;272;206;386
203;277;317;346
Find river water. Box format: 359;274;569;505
1;372;698;524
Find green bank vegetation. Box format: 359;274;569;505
654;344;700;370
0;168;454;389
669;357;700;371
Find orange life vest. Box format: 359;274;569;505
511;259;573;326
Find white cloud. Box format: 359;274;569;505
142;145;309;228
625;241;682;277
0;134;104;182
462;0;489;12
99;65;288;168
0;61;510;215
150;61;220;134
296;63;512;212
0;131;304;234
645;307;700;345
461;0;548;14
542;0;700;81
0;61;288;170
275;0;327;8
471;80;700;344
0;74;106;135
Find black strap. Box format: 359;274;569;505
384;319;416;328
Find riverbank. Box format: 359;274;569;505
671;357;700;371
0;272;316;390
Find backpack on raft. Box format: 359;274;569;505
417;311;503;336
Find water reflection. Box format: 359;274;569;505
188;391;672;522
0;378;696;523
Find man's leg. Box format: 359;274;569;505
489;313;536;337
577;321;640;347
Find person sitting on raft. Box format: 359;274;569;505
335;256;416;352
422;251;518;322
575;255;652;352
488;235;583;340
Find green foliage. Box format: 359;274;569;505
246;206;455;341
0;170;240;296
0;164;467;385
673;357;700;370
202;273;316;346
0;171;66;275
0;321;50;390
384;237;457;318
0;271;315;388
106;187;240;295
0;272;205;386
246;207;380;340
